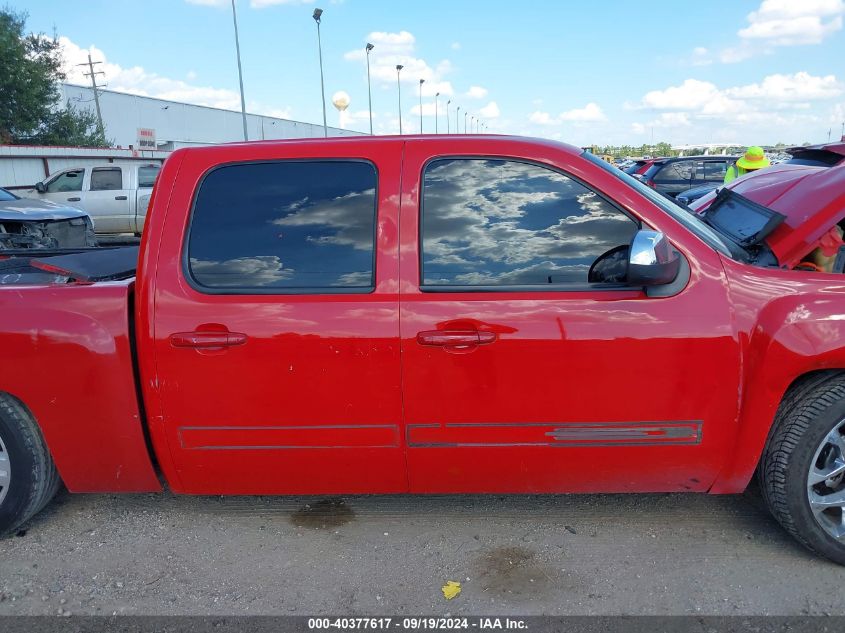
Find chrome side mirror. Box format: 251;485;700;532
35;182;47;193
628;230;681;287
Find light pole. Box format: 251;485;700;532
446;100;451;134
312;8;327;138
471;116;475;134
231;0;248;141
456;106;461;135
365;43;374;135
419;79;425;133
464;111;468;133
435;92;440;134
396;65;403;134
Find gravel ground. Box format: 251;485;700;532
1;485;844;616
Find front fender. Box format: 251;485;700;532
711;260;845;492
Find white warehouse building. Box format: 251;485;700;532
60;83;364;150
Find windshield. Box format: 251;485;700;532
0;188;18;202
582;151;732;257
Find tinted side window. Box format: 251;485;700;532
91;167;123;191
187;161;376;292
138;165;161;188
655;161;693;181
704;161;728;181
421;159;638;287
45;169;83;193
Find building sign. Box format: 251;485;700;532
137;128;156;150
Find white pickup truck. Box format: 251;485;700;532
27;163;161;235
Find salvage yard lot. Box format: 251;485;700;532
1;488;844;616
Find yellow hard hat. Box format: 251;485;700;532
736;146;770;171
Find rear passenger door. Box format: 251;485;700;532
150;142;406;495
83;166;131;233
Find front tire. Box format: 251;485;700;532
0;394;61;537
760;374;845;565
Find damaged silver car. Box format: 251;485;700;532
0;187;97;250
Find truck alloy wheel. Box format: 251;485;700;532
761;374;845;565
807;418;845;540
0;432;9;506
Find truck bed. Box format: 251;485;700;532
0;277;159;492
0;246;138;285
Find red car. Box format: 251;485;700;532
690;162;845;270
2;136;845;564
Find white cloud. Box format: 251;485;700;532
529;111;556;125
58;37;291;117
479;101;500;119
344;31;453;97
466;86;488;99
690;46;713;66
184;0;315;6
628;72;841;144
693;0;845;65
559;102;606;122
639;79;722;110
739;0;844;45
250;0;314;6
726;72;843;101
451;42;461;50
529;103;605;126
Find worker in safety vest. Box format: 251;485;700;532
724;146;771;184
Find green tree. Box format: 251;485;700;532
0;8;106;146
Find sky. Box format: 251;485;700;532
18;0;845;147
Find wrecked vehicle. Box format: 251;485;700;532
2;136;845;565
0;187;96;251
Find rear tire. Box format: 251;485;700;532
760;374;845;565
0;394;61;537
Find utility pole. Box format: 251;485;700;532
313;8;328;138
231;0;248;141
79;54;106;139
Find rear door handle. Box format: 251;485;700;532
67;197;81;202
170;331;248;348
416;329;496;347
115;195;128;200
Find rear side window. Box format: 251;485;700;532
187;160;376;293
91;167;123;191
703;161;728;181
655;161;693;182
138;165;160;188
421;158;638;288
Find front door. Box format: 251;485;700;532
150;143;405;495
39;168;84;208
398;139;740;494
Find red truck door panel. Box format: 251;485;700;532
398;138;741;493
146;142;405;494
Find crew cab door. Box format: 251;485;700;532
398;138;740;494
147;141;405;495
82;166;132;234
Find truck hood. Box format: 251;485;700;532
691;163;845;268
0;198;89;222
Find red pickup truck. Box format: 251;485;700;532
2;136;845;564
